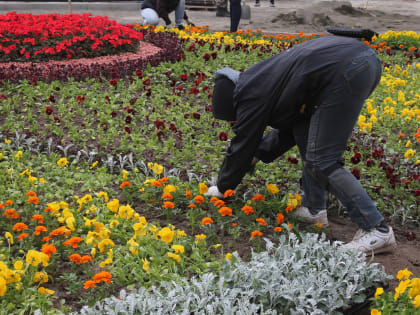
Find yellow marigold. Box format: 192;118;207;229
171;244;185;253
118;204;134;219
57;158;68;167
168;252;181;263
199;183;208;194
266;183;279;194
158;227;175;243
225;253;232;262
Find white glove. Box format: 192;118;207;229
204;186;224;198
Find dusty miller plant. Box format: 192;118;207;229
72;233;391;315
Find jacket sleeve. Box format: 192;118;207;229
254;129;295;163
216;101;269;193
156;0;171;24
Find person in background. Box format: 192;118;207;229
141;0;192;29
204;35;397;255
255;0;274;7
216;0;230;17
229;0;241;32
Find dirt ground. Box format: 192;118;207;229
185;0;420;34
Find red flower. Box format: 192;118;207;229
124;127;131;134
154;120;165;130
203;53;211;61
193;112;201;120
180;73;188;81
45;106;53;115
351;168;361;179
219;132;228;141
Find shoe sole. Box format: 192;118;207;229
365;243;397;256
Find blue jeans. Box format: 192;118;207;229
293;48;383;230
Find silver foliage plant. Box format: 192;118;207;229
73;233;391;315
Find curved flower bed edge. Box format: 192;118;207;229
0;30;184;83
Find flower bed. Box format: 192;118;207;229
0;16;419;314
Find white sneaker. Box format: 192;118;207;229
292;206;329;227
342;227;397;255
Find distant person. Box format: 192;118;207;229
216;0;230;17
229;0;241;32
141;0;192;29
255;0;274;7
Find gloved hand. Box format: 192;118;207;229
204;186;224;198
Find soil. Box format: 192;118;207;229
185;0;420;34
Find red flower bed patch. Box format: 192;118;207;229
0;28;184;82
0;12;142;62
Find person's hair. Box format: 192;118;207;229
212;77;236;121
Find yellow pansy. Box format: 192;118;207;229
107;199;119;212
158;227;175;244
167;252;181;263
33;272;48;284
5;232;13;245
38;287;54;295
15;151;23;160
171;245;185;253
90;161;98;169
97;239;115;253
57;157;68;167
142;258;150;273
374;287;384;299
163;184;177;194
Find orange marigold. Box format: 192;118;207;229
26;191;37;197
5;200;13;206
161;193;173;200
285;205;295;213
250;230;263;238
187;204;196;208
185;189;192;199
42;236;52;242
81;255;94;263
241;205;254;215
44;206;53;212
193;195;205;204
274;227;283;232
218;206;232;217
201;217;214;225
27;196;40;205
83;280;96;289
276;213;285;224
63;237;84;248
41;243;57;257
163;201;175;209
50;226;72;237
18;233;29;241
69;254;82;264
3;208;19;219
34;225;48;235
252;194;265;202
213;200;225;208
158;177;169;183
209;196;219;203
12;222;28;232
151;180;162;187
31;214;44;224
92;271;112;284
120;181;131;189
256;217;267;226
223;189;235;198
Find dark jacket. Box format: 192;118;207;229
141;0;188;25
216;36;370;192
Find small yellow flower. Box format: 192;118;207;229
142;258;150;273
0;152;2;159
33;272;49;284
38;287;54;295
167;252;181;263
413;295;420;308
15;151;23;161
397;268;413;280
371;309;381;315
199;183;208;194
171;244;185;253
163;184;177;194
14;260;23;270
158;227;175;244
122;169;128;180
107;199;119;212
225;252;232;262
374;287;384;299
90;161;98;169
57;157;68;167
266;183;279;194
5;139;10;145
5;232;14;245
405;140;412;147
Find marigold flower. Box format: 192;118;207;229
26;191;37;197
18;233;29;241
214;199;225;208
223;189;235;198
83;280;96;289
252;194;265;202
274;226;283;232
31;214;44;223
5;200;13;206
285;205;295;213
92;271;112;284
276;213;285;224
63;236;84;249
256;217;267;226
120;181;131;189
185;189;192;199
241;205;254;215
250;230;263;238
201;217;214;225
161;193;173;200
34;225;48;236
41;243;57;257
69;254;82;264
219;206;232;216
209;197;219;203
193;195;205;204
50;226;71;237
199;183;208;194
188;204;196;208
57;157;68;167
163;184;176;194
163;201;175;209
266;184;279;194
27;196;39;205
3;208;19;219
98;239;115;253
151;180;162;187
12;222;28;232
